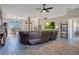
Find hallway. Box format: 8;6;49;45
0;36;79;55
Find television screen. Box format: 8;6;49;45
45;22;55;29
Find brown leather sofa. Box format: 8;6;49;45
19;31;29;44
40;31;51;43
19;30;58;45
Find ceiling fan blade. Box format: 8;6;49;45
47;7;53;9
37;4;53;13
46;10;49;12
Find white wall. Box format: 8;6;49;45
76;20;79;32
67;7;79;40
68;19;73;40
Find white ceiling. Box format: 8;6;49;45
0;4;79;18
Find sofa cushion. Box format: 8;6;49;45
29;39;40;45
40;31;51;43
28;31;41;44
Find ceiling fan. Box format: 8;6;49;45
37;4;53;13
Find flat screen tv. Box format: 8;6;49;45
45;22;55;29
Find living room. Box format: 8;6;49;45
0;4;79;55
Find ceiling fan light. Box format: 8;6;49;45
42;10;46;12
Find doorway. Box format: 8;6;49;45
10;20;20;36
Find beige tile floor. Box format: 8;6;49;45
0;36;79;55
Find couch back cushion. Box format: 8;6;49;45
28;31;41;39
40;31;51;43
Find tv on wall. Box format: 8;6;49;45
45;22;55;29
